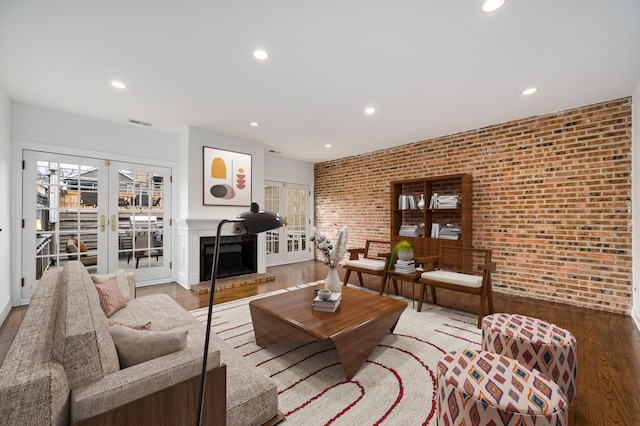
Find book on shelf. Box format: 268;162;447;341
432;224;461;239
439;235;461;240
439;227;461;240
429;193;438;209
430;223;440;238
399;225;420;237
398;194;417;210
434;194;460;209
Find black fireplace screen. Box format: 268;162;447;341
200;234;257;281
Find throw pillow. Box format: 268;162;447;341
92;269;132;301
108;319;152;330
109;326;188;368
74;238;88;252
95;277;127;317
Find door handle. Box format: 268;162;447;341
111;215;117;232
100;214;106;232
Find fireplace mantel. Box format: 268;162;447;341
174;218;265;288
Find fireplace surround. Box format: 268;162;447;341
174;218;267;288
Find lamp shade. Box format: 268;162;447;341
234;202;284;234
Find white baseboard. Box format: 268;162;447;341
633;309;640;333
0;299;11;328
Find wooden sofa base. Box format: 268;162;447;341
262;411;286;425
73;363;227;425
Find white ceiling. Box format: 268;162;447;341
1;0;639;163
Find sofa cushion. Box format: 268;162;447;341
95;277;127;317
343;258;386;271
109;294;199;330
91;269;132;301
52;261;120;389
216;337;279;426
110;325;188;368
420;270;483;288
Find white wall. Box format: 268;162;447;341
11;103;178;162
265;154;314;186
0;87;11;326
633;80;640;331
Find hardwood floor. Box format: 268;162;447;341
1;260;638;424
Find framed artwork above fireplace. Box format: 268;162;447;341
203;147;252;206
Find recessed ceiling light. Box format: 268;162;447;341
250;122;260;127
110;81;126;89
253;49;269;60
325;144;332;148
481;0;507;13
365;107;376;114
521;87;538;96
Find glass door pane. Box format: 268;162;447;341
109;162;171;282
265;181;311;266
23;151;107;299
265;182;282;265
284;184;309;262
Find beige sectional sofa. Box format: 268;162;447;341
0;261;279;425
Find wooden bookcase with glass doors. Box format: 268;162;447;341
390;173;472;257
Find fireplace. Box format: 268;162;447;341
199;235;257;281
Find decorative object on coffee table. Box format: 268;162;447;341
311;225;349;293
317;289;331;300
312;290;342;312
196;202;284;426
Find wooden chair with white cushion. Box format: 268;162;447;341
417;246;496;328
342;240;391;295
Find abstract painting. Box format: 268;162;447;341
203;147;252;206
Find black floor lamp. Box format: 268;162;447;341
196;202;284;425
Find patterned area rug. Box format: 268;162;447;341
190;282;482;425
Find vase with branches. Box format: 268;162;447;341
311;226;349;292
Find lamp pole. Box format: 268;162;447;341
196;218;242;425
196;203;284;425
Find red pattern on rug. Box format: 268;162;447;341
193;283;481;425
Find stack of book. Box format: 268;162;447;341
399;225;420;237
394;259;416;274
439;226;462;240
435;195;460;209
312;292;342;312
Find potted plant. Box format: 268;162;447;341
389;240;415;269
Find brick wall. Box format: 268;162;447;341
314;97;633;314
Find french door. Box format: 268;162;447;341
265;181;311;266
22;150;171;299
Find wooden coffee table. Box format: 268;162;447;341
249;284;407;379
